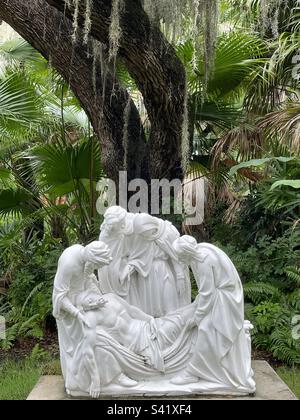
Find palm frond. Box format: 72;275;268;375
0;38;44;65
0;188;35;218
0;71;42;135
259;102;300;154
24;140;103;196
212;121;264;164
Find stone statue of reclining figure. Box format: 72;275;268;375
75;290;197;398
53;222;256;398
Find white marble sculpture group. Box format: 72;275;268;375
53;206;256;398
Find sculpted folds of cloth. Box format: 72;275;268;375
53;207;256;398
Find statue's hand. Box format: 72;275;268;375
188;314;201;329
89;382;101;399
177;278;186;297
77;312;91;329
120;265;134;285
149;318;158;340
129;265;135;275
188;317;197;329
98;297;108;308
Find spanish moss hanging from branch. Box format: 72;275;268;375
192;0;201;70
201;0;218;85
65;0;72;10
83;0;93;44
256;0;290;38
181;75;190;175
141;0;219;82
108;0;125;65
92;39;103;94
123;96;131;170
71;0;80;43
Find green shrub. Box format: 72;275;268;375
215;228;300;366
0;231;63;349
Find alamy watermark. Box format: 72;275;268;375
0;316;5;341
96;171;205;226
292;316;300;341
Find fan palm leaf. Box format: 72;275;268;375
24;140;103;196
0;188;34;218
0;38;44;65
0;71;42;137
178;32;267;99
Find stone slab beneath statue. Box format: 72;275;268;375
27;361;298;400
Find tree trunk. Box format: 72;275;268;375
0;0;147;182
46;0;186;180
0;0;186;182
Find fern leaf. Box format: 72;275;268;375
244;282;282;304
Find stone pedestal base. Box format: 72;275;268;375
27;361;298;400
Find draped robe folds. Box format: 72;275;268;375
71;301;199;393
126;219;191;316
98;229;131;297
53;245;198;395
99;216;191;317
185;243;255;392
53;245;124;391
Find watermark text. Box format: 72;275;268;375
96;171;205;226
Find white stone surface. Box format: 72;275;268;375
52;209;256;398
99;207;191;316
26;362;298;400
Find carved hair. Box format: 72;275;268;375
133;213;165;240
83;241;111;265
103;206;127;224
173;235;205;262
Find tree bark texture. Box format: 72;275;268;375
0;0;186;180
0;0;147;182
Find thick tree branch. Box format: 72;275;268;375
0;0;147;182
46;0;186;179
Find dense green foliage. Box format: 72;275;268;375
218;231;300;365
0;38;103;349
0;1;299;369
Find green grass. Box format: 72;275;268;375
277;367;300;399
0;350;61;401
0;360;41;400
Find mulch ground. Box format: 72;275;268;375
0;329;59;363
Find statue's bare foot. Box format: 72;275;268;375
117;373;138;388
170;372;199;386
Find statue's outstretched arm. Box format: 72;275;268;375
82;325;101;398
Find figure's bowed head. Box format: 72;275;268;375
173;235;198;266
102;206;128;235
83;241;113;270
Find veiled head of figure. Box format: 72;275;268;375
133;213;160;240
103;206;128;234
173;235;197;265
83;241;112;269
